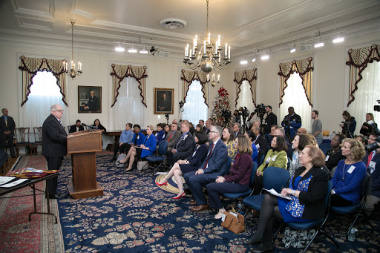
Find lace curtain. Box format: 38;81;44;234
182;81;208;125
19;55;67;106
233;68;257;108
278;57;313;107
236;80;255;114
110;64;148;108
348;61;380;127
180;69;208;106
346;44;380;106
111;77;145;129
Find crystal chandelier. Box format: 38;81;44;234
183;0;231;73
63;20;82;78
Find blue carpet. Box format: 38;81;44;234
57;154;379;252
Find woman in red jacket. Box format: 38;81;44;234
206;134;253;219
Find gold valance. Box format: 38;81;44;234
180;69;209;106
233;68;257;108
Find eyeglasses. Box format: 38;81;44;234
209;131;218;134
56;110;64;112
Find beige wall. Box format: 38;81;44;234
0;40;374;134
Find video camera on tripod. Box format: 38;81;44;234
365;121;380;152
253;104;267;119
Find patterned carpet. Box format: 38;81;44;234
56;153;380;252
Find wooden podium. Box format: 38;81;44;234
67;131;104;199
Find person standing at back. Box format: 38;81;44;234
311;110;323;146
0;108;16;158
42;104;68;198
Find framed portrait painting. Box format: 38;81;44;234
78;86;102;113
154;88;174;114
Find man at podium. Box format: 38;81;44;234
42;104;68;199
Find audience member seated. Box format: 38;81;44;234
69;119;85;133
325;133;345;172
112;123;133;161
155;123;166;144
289;134;317;176
331;138;366;206
165;123;181;152
297;128;307;135
281;106;302;140
92;119;107;132
253;136;288;194
206;134;253;219
199;119;206;132
363;134;380;215
119;125;156;172
339;110;356;138
273;127;293;158
244;145;328;252
355;134;367;146
233;122;241;137
156;131;208;199
189;122;196;135
183;126;228;212
360;113;377;137
205;119;212;134
164;124;170;136
222;127;237;161
167;121;195;166
245;132;258;164
251;125;268;163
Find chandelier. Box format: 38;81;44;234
63;20;82;78
183;0;231;73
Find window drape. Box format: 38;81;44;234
233;68;257;108
19;55;67;106
346;44;380;106
180;69;209;106
110;64;148;108
278;57;313;107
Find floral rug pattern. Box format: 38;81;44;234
57;154;379;252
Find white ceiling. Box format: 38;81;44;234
0;0;380;59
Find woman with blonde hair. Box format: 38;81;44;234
118;125;157;172
222;127;237;160
206;134;253;219
360;112;377;137
331;138;367;206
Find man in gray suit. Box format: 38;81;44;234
0;108;16;157
184;125;228;212
165;122;181;153
42;104;67;198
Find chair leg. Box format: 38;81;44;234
319;229;340;252
302;229;320;253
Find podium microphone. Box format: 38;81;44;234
82;123;97;129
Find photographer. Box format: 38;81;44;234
360;113;377;137
339;110;356;138
363;132;380;216
264;105;277;135
281;106;302;140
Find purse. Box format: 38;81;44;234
137;161;149;171
221;210;245;234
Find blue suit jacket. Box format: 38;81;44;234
132;131;145;146
174;132;195;159
363;152;380;198
201;139;228;176
141;134;157;158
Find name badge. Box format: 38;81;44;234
369;161;376;170
292;159;296;165
325;155;330;161
271;155;277;161
137;136;140;139
256;144;260;149
347;165;356;174
266;157;271;164
155;133;158;136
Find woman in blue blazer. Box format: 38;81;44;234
156;131;208;199
120;125;157;172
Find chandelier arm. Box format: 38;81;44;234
206;0;209;34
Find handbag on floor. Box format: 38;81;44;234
137;161;149;171
116;153;127;168
221;210;245;234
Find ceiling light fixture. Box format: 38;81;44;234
128;47;137;53
115;43;125;52
252;58;256;63
63;20;82;78
261;54;269;60
207;73;220;87
314;42;324;48
240;59;248;65
333;37;345;44
139;47;148;54
183;0;231;74
290;47;296;53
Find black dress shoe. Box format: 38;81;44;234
251;243;273;253
243;236;262;245
110;156;117;161
49;193;68;199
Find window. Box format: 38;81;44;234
182;81;208;125
112;77;145;129
349;61;380;127
279;73;312;132
236;80;255;114
21;71;68;135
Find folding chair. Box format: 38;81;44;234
146;140;168;174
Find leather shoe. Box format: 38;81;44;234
190;204;209;212
244;236;262;245
48;193;67;199
189;200;197;205
251;243;273;253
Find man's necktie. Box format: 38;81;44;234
367;151;375;168
4;117;7;127
203;143;215;170
58;120;62;126
168;131;174;141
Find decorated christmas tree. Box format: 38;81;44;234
211;87;233;127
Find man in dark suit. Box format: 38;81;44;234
165;123;181;152
167;121;195;166
84;90;99;111
0;108;16;157
281;106;302;140
183;125;228;212
69;119;85;133
252;124;268;163
263;105;277;135
42;104;68;199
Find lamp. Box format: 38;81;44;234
183;0;231;73
63;20;82;78
207;73;220;87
